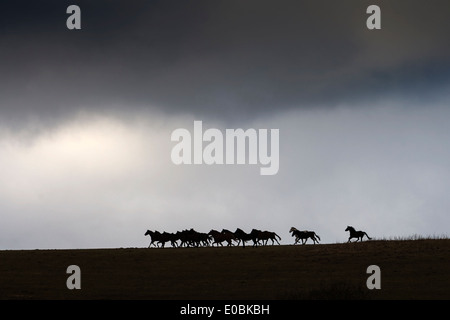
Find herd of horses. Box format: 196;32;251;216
144;226;371;248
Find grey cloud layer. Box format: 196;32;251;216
1;0;450;127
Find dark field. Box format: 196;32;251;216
0;239;449;300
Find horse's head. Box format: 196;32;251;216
289;227;297;233
144;230;151;236
345;226;353;232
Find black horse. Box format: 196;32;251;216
177;229;211;247
289;227;321;244
251;229;281;245
208;229;236;246
345;226;372;242
145;230;178;248
144;230;161;248
234;228;257;248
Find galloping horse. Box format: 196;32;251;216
145;230;178;248
250;229;281;245
208;229;236;246
345;226;371;242
289;227;321;245
264;231;282;245
144;230;161;248
234;228;257;248
177;229;211;247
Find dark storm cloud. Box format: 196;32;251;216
1;0;450;126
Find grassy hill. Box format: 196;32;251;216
0;239;449;300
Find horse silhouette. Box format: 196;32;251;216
250;229;281;245
234;228;257;248
289;227;321;244
144;230;162;248
345;226;371;242
208;229;237;246
145;230;178;248
265;231;282;245
176;229;211;247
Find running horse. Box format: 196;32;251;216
289;227;321;245
208;229;236;246
234;228;257;248
144;230;161;248
250;229;281;245
345;226;372;242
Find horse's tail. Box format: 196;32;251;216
275;233;281;240
364;232;372;240
315;233;321;241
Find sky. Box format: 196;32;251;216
1;0;449;249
